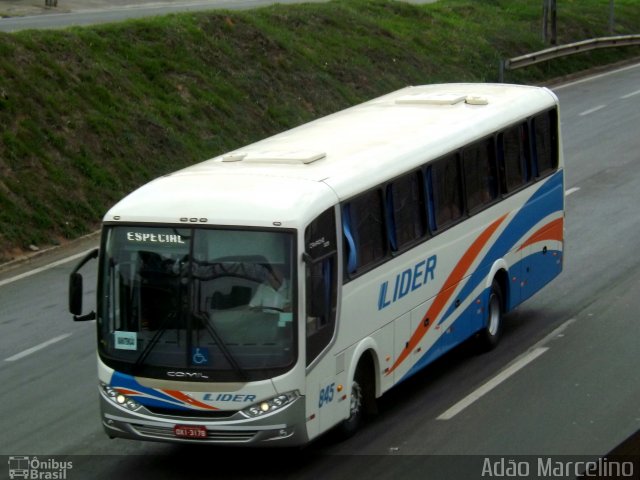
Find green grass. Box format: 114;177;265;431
0;0;639;262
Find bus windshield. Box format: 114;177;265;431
98;226;297;382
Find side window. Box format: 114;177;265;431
342;188;387;276
304;207;337;366
426;154;464;232
499;123;530;193
532;109;559;177
386;171;427;251
462;138;498;213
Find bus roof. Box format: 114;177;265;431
105;83;558;229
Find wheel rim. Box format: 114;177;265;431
488;292;501;336
349;380;363;419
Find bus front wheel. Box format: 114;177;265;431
337;361;375;439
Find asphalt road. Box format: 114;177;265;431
1;64;639;479
0;0;329;32
0;0;436;32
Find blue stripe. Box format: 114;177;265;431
402;171;564;382
439;170;563;325
111;371;190;410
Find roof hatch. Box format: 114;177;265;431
395;92;488;106
221;150;326;164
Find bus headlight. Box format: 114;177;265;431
240;391;299;419
100;382;142;411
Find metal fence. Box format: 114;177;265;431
499;34;640;82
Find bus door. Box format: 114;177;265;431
304;207;339;430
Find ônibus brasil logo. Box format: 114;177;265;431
7;456;73;479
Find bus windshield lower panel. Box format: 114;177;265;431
98;225;297;382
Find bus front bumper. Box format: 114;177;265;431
100;391;309;447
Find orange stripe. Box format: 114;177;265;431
163;389;219;410
518;218;564;251
387;214;508;375
115;388;139;396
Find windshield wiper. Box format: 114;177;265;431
133;253;188;372
188;254;248;381
193;310;247;381
133;312;173;373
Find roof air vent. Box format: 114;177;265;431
465;95;489;105
221;152;247;162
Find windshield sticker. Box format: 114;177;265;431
191;347;210;366
126;232;185;244
114;331;138;350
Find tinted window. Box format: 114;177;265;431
342;189;387;275
427;154;463;231
500;123;530;193
463;138;498;213
532;109;559;177
387;172;426;251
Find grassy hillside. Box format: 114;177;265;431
1;0;639;263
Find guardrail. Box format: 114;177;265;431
499;34;640;82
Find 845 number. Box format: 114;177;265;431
319;382;335;408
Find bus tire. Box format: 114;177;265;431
477;279;503;352
337;363;371;439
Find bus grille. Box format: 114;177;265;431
131;424;258;442
145;406;237;419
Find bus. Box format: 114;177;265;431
69;83;564;446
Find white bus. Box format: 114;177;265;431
70;83;564;446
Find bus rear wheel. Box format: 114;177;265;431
477;279;503;351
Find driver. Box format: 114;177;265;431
249;265;291;312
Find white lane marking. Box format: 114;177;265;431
621;89;640;99
535;318;576;346
0;249;95;288
436;317;577;420
565;187;580;196
436;347;549;420
4;333;73;362
579;105;606;116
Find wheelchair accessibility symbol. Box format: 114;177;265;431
191;347;209;365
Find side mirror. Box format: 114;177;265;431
69;272;84;315
68;248;98;322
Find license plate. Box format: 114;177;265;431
174;425;207;439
